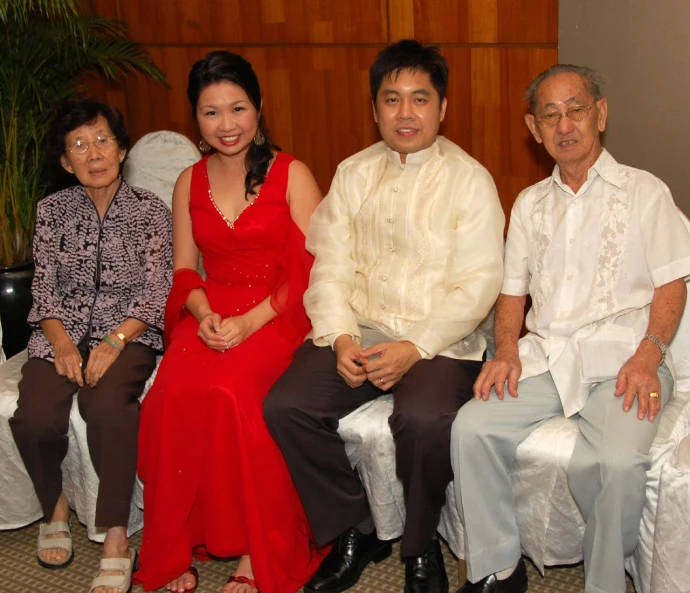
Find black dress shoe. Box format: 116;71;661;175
404;537;449;593
304;528;392;593
456;558;528;593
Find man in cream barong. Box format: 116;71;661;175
452;64;690;593
265;40;505;593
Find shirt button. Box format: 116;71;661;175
381;304;387;310
380;275;388;281
388;246;397;252
569;238;574;244
392;187;399;192
386;217;395;223
567;274;573;280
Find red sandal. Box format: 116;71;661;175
226;575;259;591
179;565;199;593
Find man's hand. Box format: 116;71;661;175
615;351;663;422
360;341;421;391
53;337;84;387
84;338;121;387
473;351;522;400
334;335;367;388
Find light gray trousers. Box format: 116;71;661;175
451;367;673;593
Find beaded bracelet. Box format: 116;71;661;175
102;335;125;351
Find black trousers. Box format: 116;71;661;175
10;339;156;527
264;340;480;557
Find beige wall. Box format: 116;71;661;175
559;0;690;214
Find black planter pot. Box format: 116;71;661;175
0;262;34;359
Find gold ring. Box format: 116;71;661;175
379;378;384;384
649;392;659;399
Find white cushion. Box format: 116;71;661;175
123;131;200;211
669;209;690;392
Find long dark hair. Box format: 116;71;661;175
187;51;277;199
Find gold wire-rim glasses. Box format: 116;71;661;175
535;104;596;128
66;135;118;154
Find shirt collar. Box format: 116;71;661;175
535;148;622;201
386;139;440;167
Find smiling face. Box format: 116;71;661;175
195;81;259;158
525;72;608;171
373;69;447;162
59;115;126;195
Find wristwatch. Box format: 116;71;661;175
115;332;128;346
644;333;667;364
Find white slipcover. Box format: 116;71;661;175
1;146;689;592
0;131;198;540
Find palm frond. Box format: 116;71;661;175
0;0;168;266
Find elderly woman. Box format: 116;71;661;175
9;98;172;593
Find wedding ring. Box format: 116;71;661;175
379;378;384;385
649;392;659;399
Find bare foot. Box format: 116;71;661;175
38;492;71;565
165;567;198;592
91;526;132;593
223;555;258;593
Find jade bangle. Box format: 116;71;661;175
102;335;125;351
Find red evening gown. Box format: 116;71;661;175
135;152;325;592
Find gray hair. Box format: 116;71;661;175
525;64;605;114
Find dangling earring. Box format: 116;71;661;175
199;139;211;153
253;130;265;147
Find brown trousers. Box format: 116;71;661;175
264;340;480;557
9;338;156;528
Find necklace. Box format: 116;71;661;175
207;182;260;230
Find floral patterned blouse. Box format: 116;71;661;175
27;179;172;361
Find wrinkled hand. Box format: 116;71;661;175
615;353;663;421
197;312;227;351
218;315;256;348
334;335;367;388
473;352;522;400
84;338;120;387
361;341;421;391
53;337;84;387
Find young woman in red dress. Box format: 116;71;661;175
135;51;326;593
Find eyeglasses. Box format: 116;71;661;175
66;136;118;154
535;104;595;128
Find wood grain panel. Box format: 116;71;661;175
390;0;558;45
117;46;381;195
440;47;557;214
86;0;558;213
92;0;388;45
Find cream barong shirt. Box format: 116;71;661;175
304;137;505;360
503;149;690;417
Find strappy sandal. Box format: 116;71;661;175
226;575;259;592
37;520;73;569
89;548;137;593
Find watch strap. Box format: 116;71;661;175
644;333;667;363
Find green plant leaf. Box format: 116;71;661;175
0;0;168;266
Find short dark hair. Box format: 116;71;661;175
369;39;449;103
47;98;130;163
187;50;277;198
525;64;605;114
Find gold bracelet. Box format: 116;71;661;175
102;335;124;351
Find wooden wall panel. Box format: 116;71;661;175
92;0;388;44
390;0;558;44
118;45;380;194
87;0;558;215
